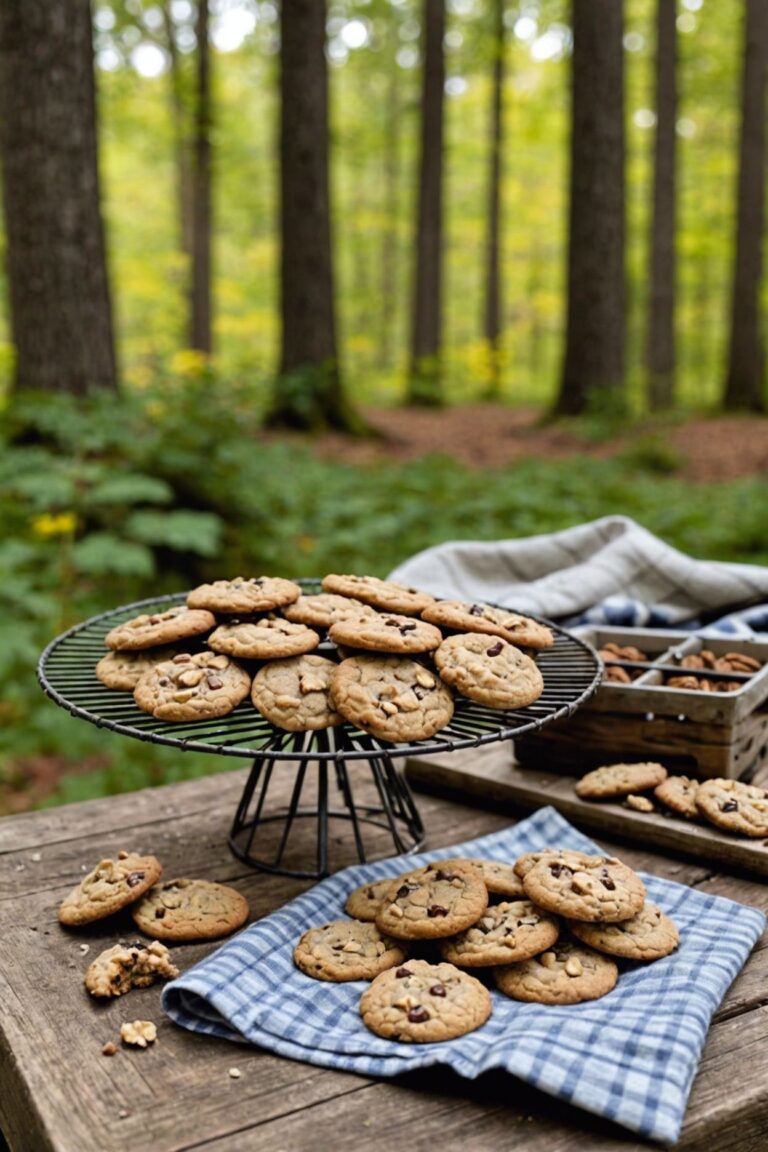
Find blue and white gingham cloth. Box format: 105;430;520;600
162;807;765;1145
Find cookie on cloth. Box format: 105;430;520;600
375;861;488;940
569;903;680;961
59;851;162;926
513;848;598;880
521;854;645;923
439;899;559;967
293;919;407;982
360;959;491;1042
494;940;618;1005
131;878;249;942
438;857;525;899
345;878;401;922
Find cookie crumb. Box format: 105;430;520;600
228;1067;242;1079
79;943;90;954
120;1020;157;1048
624;794;655;813
102;1042;117;1056
118;1109;130;1119
31;852;42;862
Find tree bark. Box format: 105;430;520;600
379;45;401;370
483;0;506;401
407;0;446;406
162;1;193;260
190;0;212;353
554;0;626;417
724;0;767;412
268;0;359;431
646;0;677;411
0;0;116;394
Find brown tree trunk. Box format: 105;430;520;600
646;0;677;411
407;0;446;406
483;0;506;401
190;0;212;353
162;1;193;260
0;0;116;394
268;0;360;431
379;47;401;370
724;0;767;412
554;0;626;417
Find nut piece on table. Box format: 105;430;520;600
120;1020;157;1048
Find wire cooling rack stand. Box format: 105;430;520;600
38;582;601;878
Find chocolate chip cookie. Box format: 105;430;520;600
439;899;559;967
283;593;377;628
345;878;400;922
104;606;215;651
134;652;251;721
328;613;443;655
570;903;680;961
208;617;320;660
360;959;492;1042
434;633;544;709
375;862;488;940
654;775;700;819
422;600;554;650
95;647;180;691
494;941;618;1005
187;576;301;614
84;940;179;998
330;655;454;743
251;655;343;731
521;854;646;923
513;848;598;880
293;919;407;982
439;858;525;898
131;878;249;941
59;851;162;926
695;778;768;838
575;762;668;800
321;574;435;617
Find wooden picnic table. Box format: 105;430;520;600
1;745;767;1152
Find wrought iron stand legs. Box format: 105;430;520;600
228;746;426;879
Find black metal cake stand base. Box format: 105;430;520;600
228;745;425;880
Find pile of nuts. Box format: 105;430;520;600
599;642;649;684
665;650;761;694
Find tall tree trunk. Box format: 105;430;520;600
0;0;116;394
379;47;401;370
483;0;506;401
162;1;193;260
724;0;767;412
407;0;446;406
646;0;677;411
190;0;212;353
554;0;626;417
268;0;360;431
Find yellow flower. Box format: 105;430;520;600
169;348;209;378
31;512;77;538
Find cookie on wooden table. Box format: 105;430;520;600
494;941;618;1005
375;862;488;940
283;593;378;628
695;778;768;838
345;878;401;922
421;599;554;650
360;959;492;1042
251;655;343;731
187;576;301;614
330;655;454;743
575;762;668;800
439;899;559;967
84;940;179;998
95;647;180;691
521;854;646;923
328;612;443;655
134;652;250;722
104;606;215;651
654;775;700;819
570;903;679;961
131;878;249;942
208;617;320;660
321;574;435;617
59;851;162;926
293;919;407;982
434;633;544;709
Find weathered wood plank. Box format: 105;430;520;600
406;745;768;877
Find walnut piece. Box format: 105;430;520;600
120;1020;157;1048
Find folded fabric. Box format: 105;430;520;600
387;515;768;635
162;807;765;1144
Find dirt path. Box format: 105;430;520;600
272;407;768;483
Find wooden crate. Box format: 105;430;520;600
516;627;768;780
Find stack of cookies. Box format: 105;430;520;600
575;761;768;838
95;574;554;742
293;849;678;1043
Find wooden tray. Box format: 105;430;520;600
406;742;768;878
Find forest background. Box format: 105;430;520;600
0;0;766;814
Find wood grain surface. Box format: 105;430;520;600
1;757;767;1152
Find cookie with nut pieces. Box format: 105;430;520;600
439;899;559;967
695;778;768;838
104;606;215;651
187;576;301;614
321;574;435;617
422;599;554;650
328;612;443;655
293;919;407;982
330;655;454;743
134;652;251;722
570;903;680;961
375;861;488;940
654;775;700;819
85;940;179;998
434;633;544;709
59;851;162;926
345;878;400;922
131;878;249;941
251;655;343;731
521;854;646;923
360;959;492;1043
494;940;618;1005
575;761;668;800
208;617;320;660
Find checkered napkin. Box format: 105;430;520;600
162;807;765;1144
